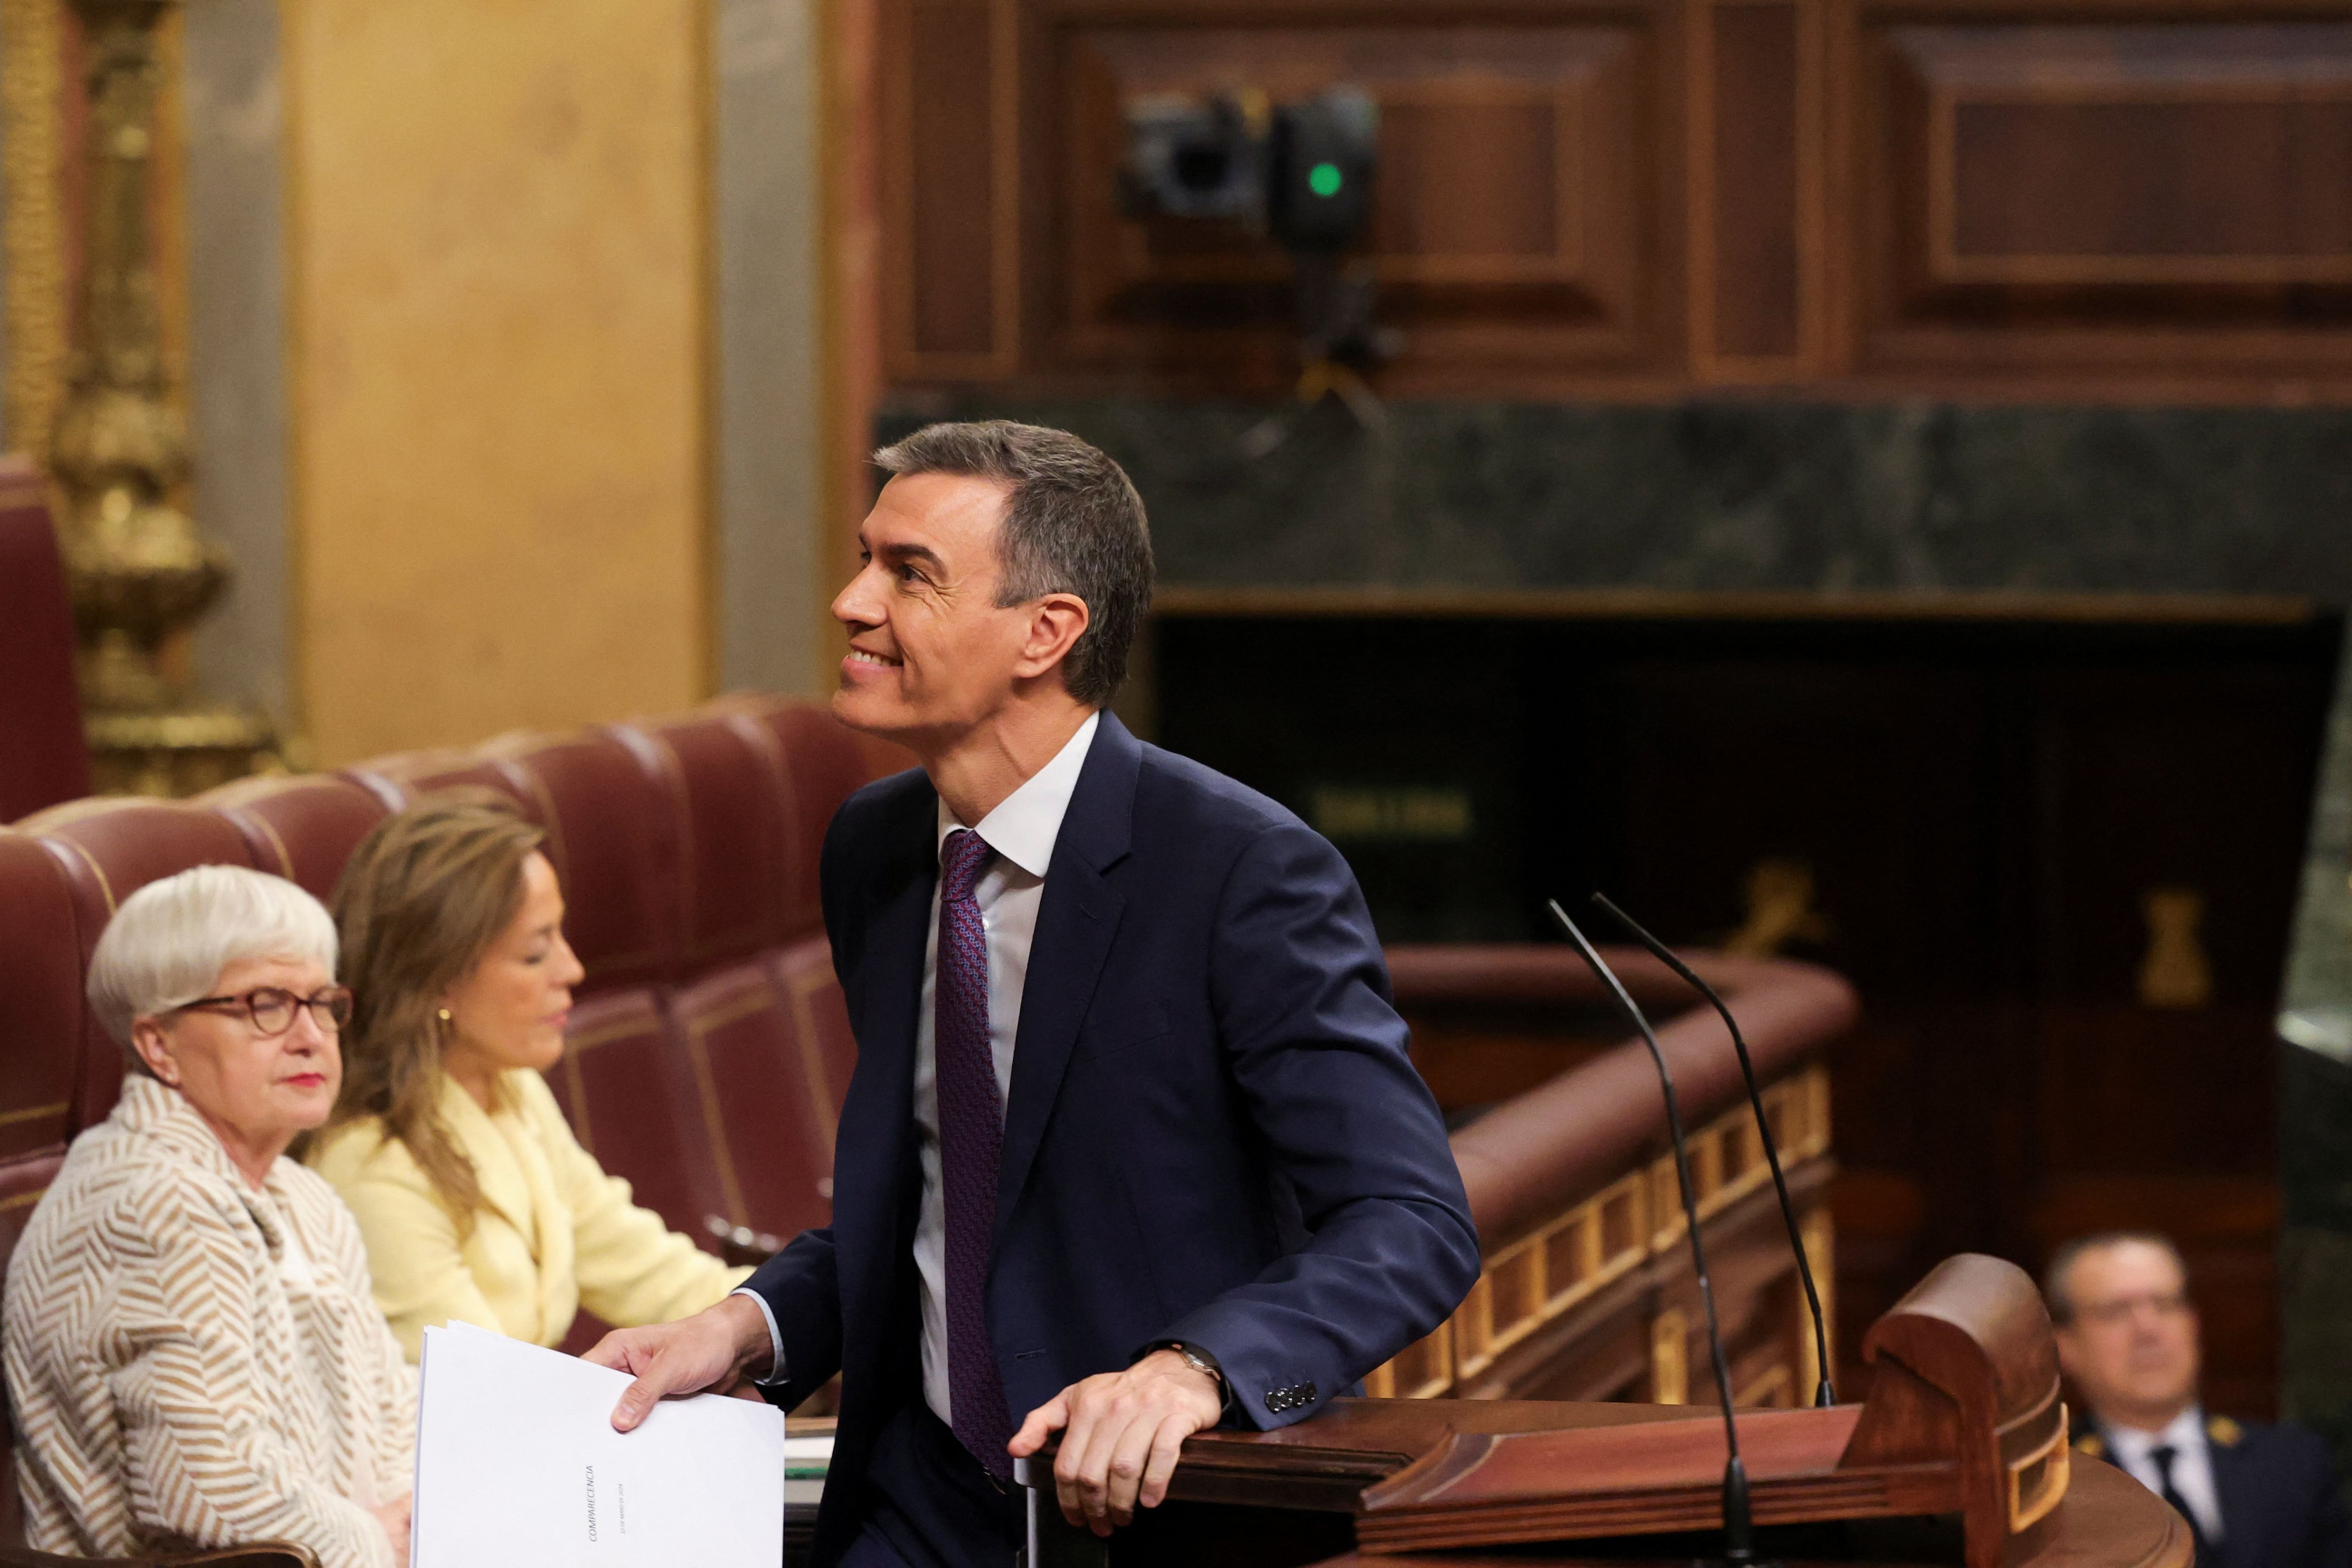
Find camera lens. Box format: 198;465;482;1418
1173;144;1230;192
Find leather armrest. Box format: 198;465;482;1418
0;1546;320;1568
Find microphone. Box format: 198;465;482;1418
1546;900;1759;1568
1591;892;1836;1410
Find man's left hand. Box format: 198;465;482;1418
1007;1349;1224;1536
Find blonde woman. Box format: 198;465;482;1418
3;866;414;1568
309;794;747;1360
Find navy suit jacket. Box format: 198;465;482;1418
2078;1415;2352;1568
745;713;1481;1567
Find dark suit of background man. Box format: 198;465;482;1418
2050;1232;2352;1568
588;421;1482;1568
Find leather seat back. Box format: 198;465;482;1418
0;460;88;822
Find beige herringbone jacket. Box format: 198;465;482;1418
3;1076;416;1568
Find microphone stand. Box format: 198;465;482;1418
1547;901;1762;1568
1591;891;1836;1410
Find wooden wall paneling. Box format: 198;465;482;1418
874;0;2352;397
2014;660;2328;1419
882;0;1020;378
1690;0;1826;379
1848;10;2352;387
1026;0;1684;389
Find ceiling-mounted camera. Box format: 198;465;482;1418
1121;85;1396;380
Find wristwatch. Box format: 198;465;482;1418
1140;1338;1233;1418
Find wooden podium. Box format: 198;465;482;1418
1020;1256;2192;1568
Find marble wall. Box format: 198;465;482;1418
876;397;2352;597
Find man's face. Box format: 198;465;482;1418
831;472;1039;742
2053;1241;2201;1426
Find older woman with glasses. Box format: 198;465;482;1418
2;865;417;1568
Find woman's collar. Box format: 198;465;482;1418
111;1074;296;1236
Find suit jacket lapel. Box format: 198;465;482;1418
996;713;1140;1238
2205;1424;2248;1568
834;784;936;1295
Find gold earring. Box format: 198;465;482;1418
437;1008;453;1026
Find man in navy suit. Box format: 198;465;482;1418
2052;1232;2352;1568
587;421;1481;1568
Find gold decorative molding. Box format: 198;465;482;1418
1364;1062;1834;1401
50;0;273;794
1726;857;1834;959
1800;1204;1835;1403
2;0;68;463
1650;1307;1690;1405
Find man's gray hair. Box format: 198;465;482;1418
88;864;339;1054
872;421;1154;706
2043;1231;2188;1325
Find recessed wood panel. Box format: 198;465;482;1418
883;0;1017;376
872;0;2352;397
1375;96;1564;269
1045;14;1672;382
1947;98;2352;279
1708;3;1804;361
1856;19;2352;380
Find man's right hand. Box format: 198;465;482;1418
584;1293;775;1432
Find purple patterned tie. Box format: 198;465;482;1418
936;827;1014;1479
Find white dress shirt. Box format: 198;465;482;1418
738;711;1099;1415
2106;1406;2226;1542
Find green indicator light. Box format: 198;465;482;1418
1308;162;1344;198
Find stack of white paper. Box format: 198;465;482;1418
413;1323;786;1568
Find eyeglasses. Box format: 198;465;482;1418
172;986;354;1037
2074;1291;2193;1329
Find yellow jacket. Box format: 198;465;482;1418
309;1069;748;1361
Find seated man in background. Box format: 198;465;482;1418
2051;1232;2351;1568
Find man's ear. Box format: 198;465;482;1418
131;1017;179;1085
1014;591;1091;681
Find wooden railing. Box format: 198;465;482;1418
1374;947;1857;1407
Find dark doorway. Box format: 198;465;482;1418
1157;609;2344;1411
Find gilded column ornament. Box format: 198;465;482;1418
2;0;68;459
51;0;273;795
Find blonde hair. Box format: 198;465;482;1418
326;791;545;1224
88;865;338;1070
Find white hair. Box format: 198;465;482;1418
87;864;340;1052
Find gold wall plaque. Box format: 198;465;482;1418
2137;887;2213;1010
1725;857;1833;958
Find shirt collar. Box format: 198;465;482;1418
2108;1405;2206;1458
110;1073;295;1242
935;710;1101;879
